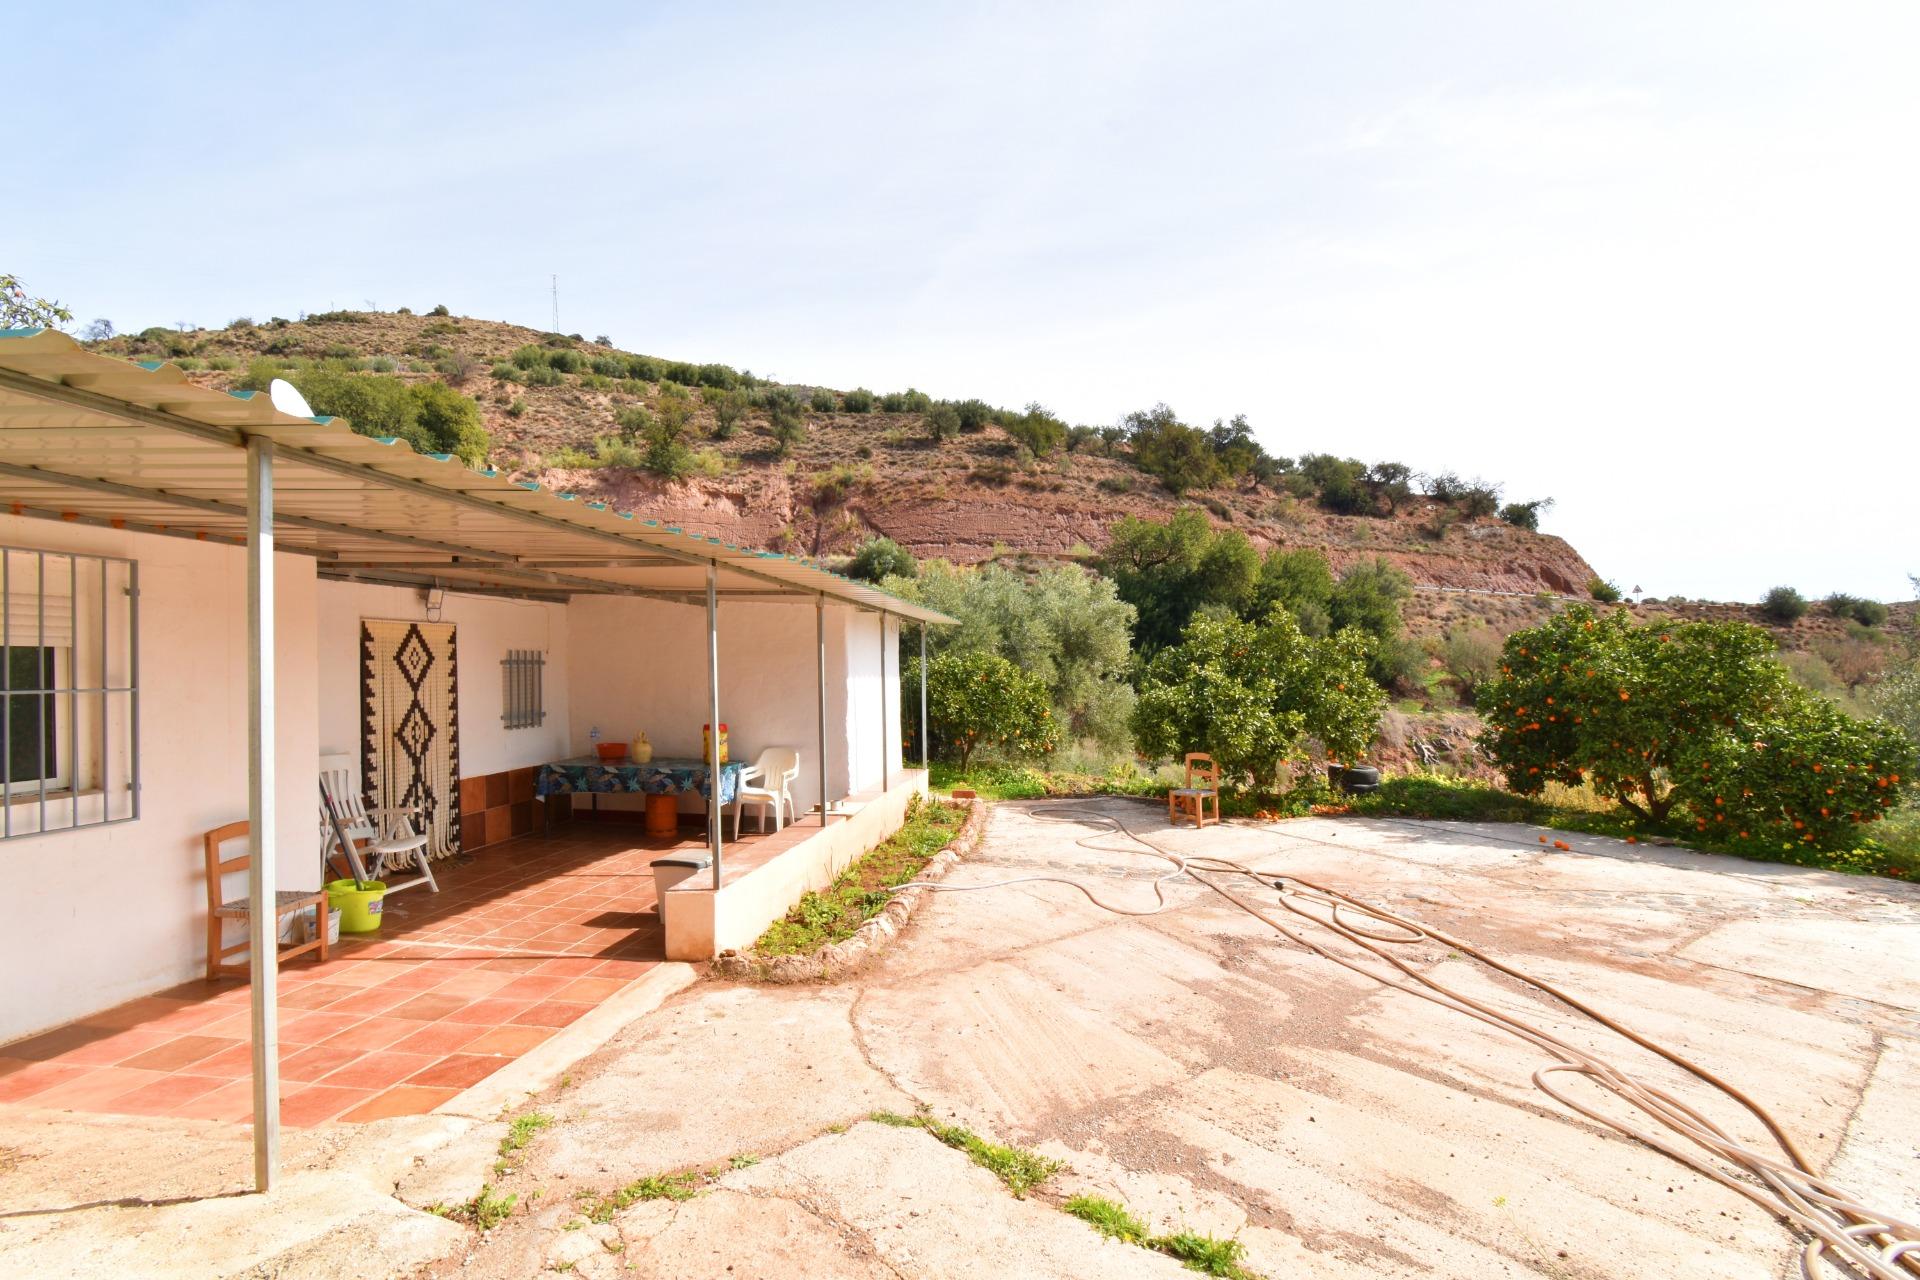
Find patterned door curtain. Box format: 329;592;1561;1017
360;619;461;860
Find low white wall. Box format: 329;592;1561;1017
663;770;930;959
564;597;902;819
314;580;572;778
0;517;319;1046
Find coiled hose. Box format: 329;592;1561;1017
890;804;1919;1279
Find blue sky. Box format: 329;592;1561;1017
11;1;1917;602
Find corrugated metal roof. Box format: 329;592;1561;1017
0;329;954;624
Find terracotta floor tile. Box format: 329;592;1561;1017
281;1084;373;1126
316;1049;441;1089
426;971;520;1000
338;1083;461;1123
167;1079;255;1122
387;1020;488;1057
118;1034;241;1073
187;1041;259;1077
103;1072;227;1115
279;982;364;1010
404;1052;512;1089
439;997;536;1026
1;1023;114;1061
195;1013;258;1040
45;1026;175;1068
459;1024;554;1056
555;977;630;1004
386;992;472;1022
24;1066;166;1110
478;955;548;974
281;1041;366;1083
510;1002;592;1029
493;974;574;1000
317;1015;420;1053
0;1061;89;1102
533;956;607;977
278;1010;367;1045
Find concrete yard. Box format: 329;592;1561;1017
3;798;1916;1279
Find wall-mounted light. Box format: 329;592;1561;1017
421;584;445;622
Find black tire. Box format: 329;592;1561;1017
1340;766;1381;791
1343;782;1380;796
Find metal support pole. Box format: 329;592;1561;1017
919;623;929;770
817;596;828;826
879;614;889;794
705;564;722;890
245;435;279;1193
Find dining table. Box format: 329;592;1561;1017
534;755;744;835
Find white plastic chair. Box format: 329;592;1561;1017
319;753;439;895
733;746;800;838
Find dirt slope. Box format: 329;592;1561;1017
98;311;1598;593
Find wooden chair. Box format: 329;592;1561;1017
1167;753;1220;829
319;753;438;895
203;820;329;981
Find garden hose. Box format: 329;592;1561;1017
890;805;1919;1279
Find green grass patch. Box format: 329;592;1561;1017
1063;1194;1149;1243
433;1183;518;1230
752;798;967;956
866;1110;1061;1197
1340;775;1920;881
930;760;1170;802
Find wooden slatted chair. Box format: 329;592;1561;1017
203;820;329;980
1167;752;1220;829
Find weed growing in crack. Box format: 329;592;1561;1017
432;1184;519;1230
865;1110;1062;1198
1064;1194;1149;1244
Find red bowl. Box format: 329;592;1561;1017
595;742;628;760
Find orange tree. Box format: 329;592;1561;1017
1130;607;1384;790
1478;607;1914;849
909;650;1057;771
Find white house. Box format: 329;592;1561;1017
0;328;948;1184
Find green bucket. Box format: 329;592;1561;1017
326;879;387;934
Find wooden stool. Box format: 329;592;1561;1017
644;793;680;838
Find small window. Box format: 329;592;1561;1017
1;547;139;839
501;649;546;730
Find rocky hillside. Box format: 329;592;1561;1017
99;310;1597;591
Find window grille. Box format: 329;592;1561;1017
1;547;139;839
501;649;546;730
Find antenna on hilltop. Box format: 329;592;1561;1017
550;274;559;333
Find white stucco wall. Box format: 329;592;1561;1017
563;597;903;817
0;516;319;1045
314;580;572;779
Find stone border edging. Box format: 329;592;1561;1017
713;797;987;984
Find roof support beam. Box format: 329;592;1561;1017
316;568;572;605
0;459;516;563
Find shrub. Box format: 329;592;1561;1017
625;354;663;382
846;536;916;583
1824;593;1888;627
910;650;1057;770
1588;577;1623;603
613;404;654;441
506;397;527;418
205;355;237;371
1869;662;1920;749
489;362;519;382
1478;606;1916;848
1442;623;1503;705
888;561;1138;756
841;387;875;414
953;399;994;432
1096;475;1133;494
1131;609;1385;788
544;349;584;374
1005;402;1066;457
707;387;749;439
766;387;805;454
1124;404;1221;496
407;381;490;464
1255;548;1334;636
1500;498;1553;531
1760;586;1809;624
809;387;838;413
427;304;450;317
1329;557;1413;672
925;402;961;442
1100;510;1258;652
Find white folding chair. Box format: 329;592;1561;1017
319;753;439;894
733;746;800;838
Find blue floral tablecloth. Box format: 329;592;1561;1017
534;755;742;805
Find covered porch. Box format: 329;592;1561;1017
0;328;950;1186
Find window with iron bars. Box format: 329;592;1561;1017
501;649;546;730
1;547;139;839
